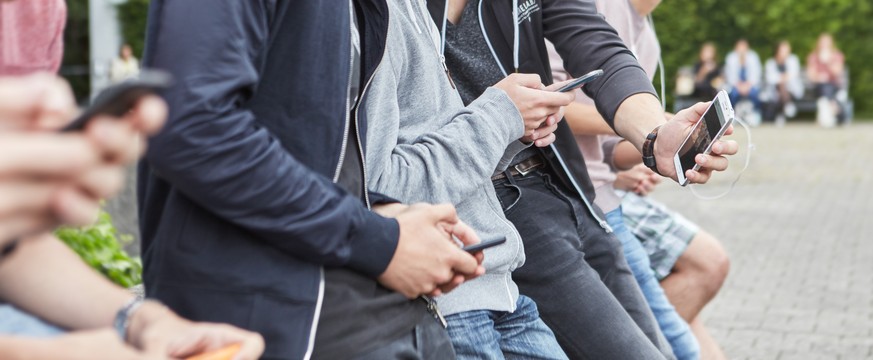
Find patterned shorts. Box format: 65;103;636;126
619;191;699;280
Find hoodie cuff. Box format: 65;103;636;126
473;87;526;142
345;210;400;278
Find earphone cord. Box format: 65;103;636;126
689;116;755;200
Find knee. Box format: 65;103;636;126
695;232;730;296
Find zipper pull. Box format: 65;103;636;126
598;220;614;234
440;56;456;89
421;296;448;328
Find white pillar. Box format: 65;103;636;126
88;0;123;97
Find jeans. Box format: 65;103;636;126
0;304;64;337
729;86;761;109
495;166;674;360
607;208;701;360
341;311;456;360
445;295;568;360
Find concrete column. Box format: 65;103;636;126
88;0;123;97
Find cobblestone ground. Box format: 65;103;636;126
650;122;873;360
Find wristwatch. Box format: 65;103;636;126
642;125;662;175
114;297;145;341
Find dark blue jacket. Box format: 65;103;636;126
138;1;394;358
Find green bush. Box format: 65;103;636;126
56;211;142;288
652;0;873;117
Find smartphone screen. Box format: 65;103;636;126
676;98;728;174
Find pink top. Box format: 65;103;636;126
807;50;844;85
0;0;67;75
548;0;660;213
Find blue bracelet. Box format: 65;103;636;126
113;297;144;341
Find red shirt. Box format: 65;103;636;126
0;0;67;75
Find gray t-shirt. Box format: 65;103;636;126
444;1;538;165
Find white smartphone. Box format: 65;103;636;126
674;90;735;186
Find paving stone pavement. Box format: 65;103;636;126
649;122;873;360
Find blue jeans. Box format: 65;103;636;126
445;295;568;360
607;208;700;360
0;304;64;337
729;86;760;109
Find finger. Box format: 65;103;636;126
51;186;101;226
677;101;712;125
0;213;55;246
75;166;125;199
533;133;556;147
86;118;141;163
437;275;465;294
235;334;266;360
686;169;712;184
126;95;168;135
0;134;100;176
512;73;543;89
447;219;480;247
710;140;739;156
723;124;735;136
534;90;575;107
0;74;76;130
542;78;574;92
34;77;78;130
0;181;58;217
695;154;729;172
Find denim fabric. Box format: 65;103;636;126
607;208;701;360
342;311;456;360
729;86;761;109
0;304;64;337
444;295;568;360
495;167;674;360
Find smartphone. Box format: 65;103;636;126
547;69;604;93
673;90;735;186
462;237;507;253
61;70;173;132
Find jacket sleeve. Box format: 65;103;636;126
541;0;656;128
364;55;524;205
142;0;398;278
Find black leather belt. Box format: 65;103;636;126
491;154;545;181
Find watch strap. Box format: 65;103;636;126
114;297;144;341
642;125;662;175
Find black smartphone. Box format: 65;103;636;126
462;237;507;253
547;69;604;93
61;70;173;132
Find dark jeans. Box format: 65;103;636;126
494;166;673;360
341;312;456;360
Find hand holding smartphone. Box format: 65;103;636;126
673;90;735;186
61;70;173;132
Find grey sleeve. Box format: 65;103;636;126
365;61;524;205
600;136;625;172
541;0;656;128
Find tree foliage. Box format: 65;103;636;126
116;0;151;57
56;211;143;288
652;0;873;116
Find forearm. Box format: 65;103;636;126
612;140;643;170
613;93;665;151
0;337;56;360
0;234;131;330
564;102;616;136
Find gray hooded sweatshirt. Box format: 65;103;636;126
364;0;529;316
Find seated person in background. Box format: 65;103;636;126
762;40;803;125
807;33;846;127
725;39;762;124
692;43;724;100
0;74;264;360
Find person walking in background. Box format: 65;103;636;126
807;33;845;127
725;39;762;125
110;44;140;83
692;43;724;101
762;40;803;126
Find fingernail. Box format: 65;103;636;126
697;155;707;164
713;143;722;152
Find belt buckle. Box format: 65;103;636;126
514;162;535;177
